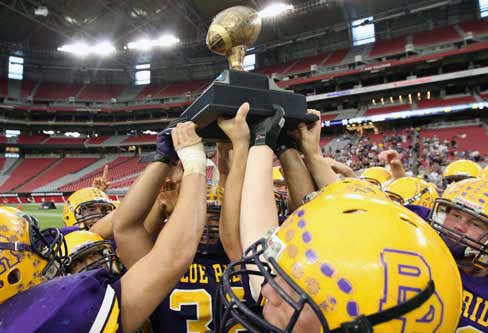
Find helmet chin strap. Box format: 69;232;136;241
332;280;436;333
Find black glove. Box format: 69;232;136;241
251;104;285;150
274;127;298;157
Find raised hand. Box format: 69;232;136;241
92;164;111;191
218;102;251;146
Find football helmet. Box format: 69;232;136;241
360;167;392;189
63;187;115;229
0;207;67;304
384;177;439;209
216;192;462;332
482;166;488;179
442;159;482;187
430;178;488;269
64;230;123;275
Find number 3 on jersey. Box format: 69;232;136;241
169;287;245;333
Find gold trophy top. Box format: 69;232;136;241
206;6;262;71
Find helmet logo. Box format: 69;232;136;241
380;249;444;332
0;235;21;275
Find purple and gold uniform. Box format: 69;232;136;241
0;269;121;333
457;271;488;332
150;252;243;333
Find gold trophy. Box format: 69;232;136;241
206;6;262;71
178;6;315;140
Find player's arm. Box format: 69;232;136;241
113;131;178;269
277;147;315;211
89;210;115;239
120;122;207;333
113;162;171;268
297;109;338;189
218;102;251;261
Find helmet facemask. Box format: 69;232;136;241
215;231;436;333
68;240;123;276
430;199;488;269
74;201;115;230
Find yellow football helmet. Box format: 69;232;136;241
0;207;67;304
384;177;439;209
482;166;488;179
430;178;488;268
216;192;462;332
442;159;482;186
360;167;393;189
64;231;122;275
63;187;115;229
320;178;389;200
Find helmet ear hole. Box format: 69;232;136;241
400;216;418;228
0;280;4;288
342;209;367;214
7;268;20;285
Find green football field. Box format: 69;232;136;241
2;203;64;229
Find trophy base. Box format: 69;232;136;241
178;70;317;141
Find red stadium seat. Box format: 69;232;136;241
17;157;98;192
43;137;86;145
412;26;461;47
78;85;125;101
136;84;165;99
420;125;488;156
0;78;7;97
35;82;83;100
459;19;488;37
284;53;329;75
20;80;36;98
370;36;407;58
0;158;58;192
417;96;475;109
122;135;156;144
364;104;411;116
322;49;349;66
155;80;210;98
86;136;111;145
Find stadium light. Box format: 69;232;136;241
58;41;115;57
258;3;294;19
127;34;180;51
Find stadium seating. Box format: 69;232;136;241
85;136;111;145
59;156;148;191
412;26;461;47
122;135;156;144
284;53;329;75
16;135;48;145
420;125;488;156
20;80;35;98
322;48;349;66
155;80;210;98
17;157;98;192
0;78;7;97
259;61;296;76
78;85;125;101
35;82;82;100
136;84;165;99
417;95;475;109
459;19;488;37
43;137;86;145
370;36;407;58
364;104;411;116
0;158;57;191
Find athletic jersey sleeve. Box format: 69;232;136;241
0;269;122;333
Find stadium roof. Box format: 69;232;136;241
0;0;443;55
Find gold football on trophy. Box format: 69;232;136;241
206;6;262;70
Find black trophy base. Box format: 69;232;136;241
178;70;318;141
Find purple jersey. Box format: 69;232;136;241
150;252;244;333
457;270;488;332
405;204;431;221
59;225;81;235
0;269;122;333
